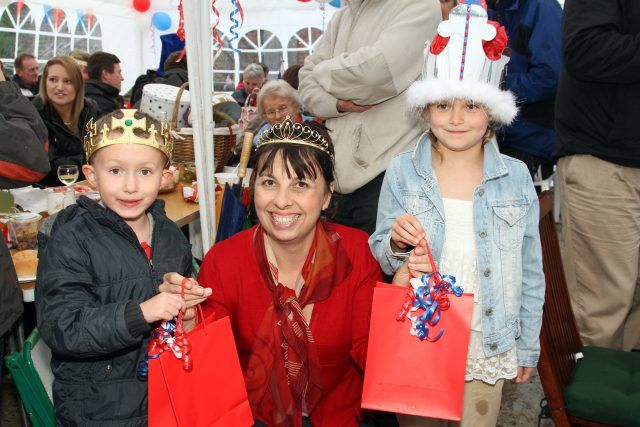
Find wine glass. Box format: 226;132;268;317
57;164;79;189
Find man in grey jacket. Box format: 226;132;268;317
299;0;441;234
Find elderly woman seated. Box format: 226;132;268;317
249;79;312;145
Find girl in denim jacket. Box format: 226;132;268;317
369;2;545;426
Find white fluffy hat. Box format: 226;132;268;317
407;0;518;125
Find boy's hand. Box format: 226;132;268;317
391;214;426;252
392;240;432;285
515;366;535;384
140;292;186;324
158;272;211;308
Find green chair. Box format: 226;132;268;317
4;328;55;427
537;191;640;427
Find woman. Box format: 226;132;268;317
246;80;310;146
161;119;382;426
33;55;97;186
232;63;265;107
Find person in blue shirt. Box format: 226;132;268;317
488;0;563;179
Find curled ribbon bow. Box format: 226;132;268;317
396;240;464;342
137;278;194;380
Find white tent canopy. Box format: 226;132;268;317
0;0;337;93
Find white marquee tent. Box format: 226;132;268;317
0;0;338;93
0;0;339;249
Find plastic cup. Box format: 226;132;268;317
8;212;41;250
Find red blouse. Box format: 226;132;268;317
198;223;382;426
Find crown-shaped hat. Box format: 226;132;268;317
84;109;173;161
256;117;332;159
407;0;517;125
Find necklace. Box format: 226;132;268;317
63;121;72;126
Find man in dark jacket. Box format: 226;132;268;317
12;53;40;99
129;51;188;108
0;74;50;376
488;0;562;179
85;51;124;118
555;0;640;351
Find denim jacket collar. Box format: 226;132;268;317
410;133;509;185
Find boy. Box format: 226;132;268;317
36;109;196;426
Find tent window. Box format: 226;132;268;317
237;29;282;81
287;27;322;69
212;30;237;92
0;2;37;74
74;13;102;52
38;8;73;59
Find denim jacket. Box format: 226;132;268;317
369;135;545;367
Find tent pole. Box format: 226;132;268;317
182;1;216;251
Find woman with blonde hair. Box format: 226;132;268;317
33;55;97;186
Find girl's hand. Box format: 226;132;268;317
406;241;432;278
391;214;426;252
158;272;212;308
391;240;432;285
515;366;535;384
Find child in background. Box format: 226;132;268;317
369;2;545;426
36;109;203;426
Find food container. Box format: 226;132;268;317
7;212;41;250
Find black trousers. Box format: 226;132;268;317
332;172;386;235
498;145;555;181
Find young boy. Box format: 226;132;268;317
36;109;194;426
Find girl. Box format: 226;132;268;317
33;55;97;186
369;2;545;426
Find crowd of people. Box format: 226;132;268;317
0;0;638;426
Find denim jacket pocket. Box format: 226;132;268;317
492;203;528;250
402;192;436;217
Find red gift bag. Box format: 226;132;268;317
362;282;473;421
148;314;254;427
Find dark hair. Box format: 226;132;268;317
282;64;302;90
14;53;36;70
87;51;120;80
164;51;187;71
250;121;337;219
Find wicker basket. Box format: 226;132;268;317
171;83;238;172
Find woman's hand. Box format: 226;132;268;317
392;240;432;285
391;214;426;252
158;272;211;306
515;366;535;384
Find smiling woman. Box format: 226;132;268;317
159;118;383;426
32;55;98;187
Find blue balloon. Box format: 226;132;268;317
329;0;341;8
152;12;172;31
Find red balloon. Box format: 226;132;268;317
132;0;150;12
297;0;312;2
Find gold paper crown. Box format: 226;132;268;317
256;118;332;158
84;109;173;161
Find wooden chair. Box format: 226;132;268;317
537;191;640;427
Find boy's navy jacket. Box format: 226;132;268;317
36;196;192;426
490;0;563;159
